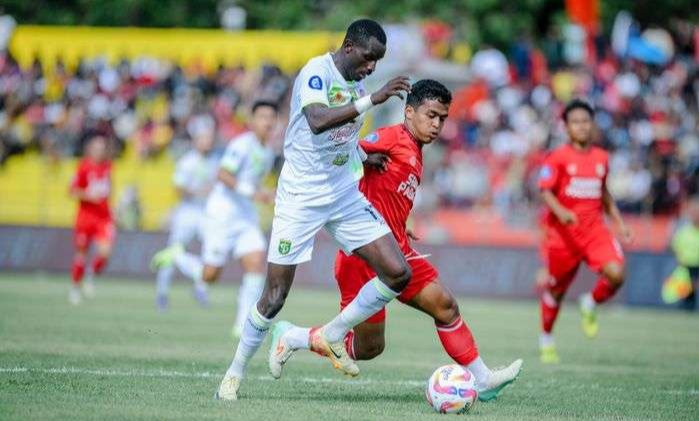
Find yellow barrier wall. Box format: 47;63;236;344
10;26;343;74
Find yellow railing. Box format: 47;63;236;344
10;25;343;74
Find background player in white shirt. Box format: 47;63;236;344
152;101;277;336
217;19;417;400
152;116;219;311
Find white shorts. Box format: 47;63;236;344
267;185;391;265
201;216;267;267
168;203;204;245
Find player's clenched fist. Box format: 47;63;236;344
370;76;411;104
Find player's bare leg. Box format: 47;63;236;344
218;263;296;400
579;261;625;338
406;282;522;401
232;251;266;338
315;233;410;376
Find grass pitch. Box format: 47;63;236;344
1;273;697;420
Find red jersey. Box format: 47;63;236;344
538;144;609;234
359;124;423;250
71;159;112;219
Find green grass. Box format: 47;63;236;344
1;274;698;420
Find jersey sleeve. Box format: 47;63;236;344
220;141;246;175
172;156;192;188
71;164;88;190
359;129;393;155
537;152;560;190
298;61;330;109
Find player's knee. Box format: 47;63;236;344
355;337;385;360
604;263;625;286
383;261;412;291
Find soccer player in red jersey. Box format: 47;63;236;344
267;80;522;401
69;134;115;305
537;99;633;364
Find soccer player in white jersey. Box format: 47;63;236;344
151;116;219;311
152;101;278;336
216;19;418;401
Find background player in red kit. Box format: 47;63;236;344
69;134;115;305
538;99;633;364
268;80;522;401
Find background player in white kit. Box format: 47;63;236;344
152;101;278;336
216;19;418;401
151;115;219;311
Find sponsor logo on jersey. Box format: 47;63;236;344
308;75;323;90
332;153;350;166
564;176;603;199
278;239;292;255
363;132;379;144
397;173;419;201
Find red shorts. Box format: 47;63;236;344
74;212;115;251
335;248;439;323
543;225;624;295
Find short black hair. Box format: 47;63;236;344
344;19;386;46
252;100;279;114
562;98;594;122
406;79;452;109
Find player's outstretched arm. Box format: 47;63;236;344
541;189;577;225
602;184;632;243
303;76;411;135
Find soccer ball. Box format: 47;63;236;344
425;364;478;414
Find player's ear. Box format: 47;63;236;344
405;105;414;121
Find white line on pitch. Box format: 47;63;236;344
1;366;698;397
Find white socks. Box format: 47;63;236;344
580;292;596;312
234;273;266;334
156;266;174;296
323;277;399;342
173;251;206;289
225;304;271;379
283;326;311;350
539;332;555;348
466;356;491;387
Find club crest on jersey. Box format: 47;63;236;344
567;164;577;175
409;156;417;167
363;132;379;144
278;239;292;255
332;153;349;166
308;76;323;90
596;163;606;177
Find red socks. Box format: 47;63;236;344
92;255;108;275
343;330;356;360
436;316;479;365
71;255;85;285
540;290;560;334
592;277;618;304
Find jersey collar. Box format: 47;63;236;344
401;124;421;148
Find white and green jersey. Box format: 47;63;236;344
205;131;274;221
279;52;367;205
173;150;219;207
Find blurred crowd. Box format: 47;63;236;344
1;21;698;219
418;26;699;218
0;52;290;165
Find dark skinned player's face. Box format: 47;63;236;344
343;37;386;81
565;108;593;146
405;99;450;144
